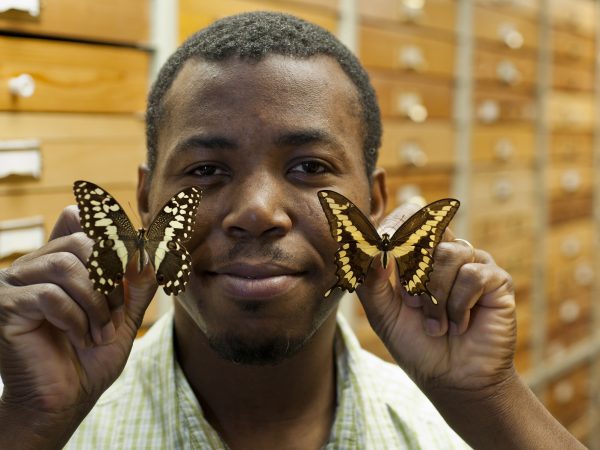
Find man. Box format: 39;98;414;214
0;11;583;449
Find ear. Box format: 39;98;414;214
369;167;387;223
137;165;152;228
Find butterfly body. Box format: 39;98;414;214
318;190;460;303
74;180;202;296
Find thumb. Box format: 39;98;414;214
356;257;397;327
109;261;157;332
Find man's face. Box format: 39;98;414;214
142;54;378;364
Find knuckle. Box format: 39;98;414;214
45;252;82;278
460;263;485;288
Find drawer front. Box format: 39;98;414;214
550;0;598;37
552;63;595;92
379;122;455;171
549;133;593;166
547;166;593;199
0;187;138;258
0;0;149;44
476;0;539;19
474;90;535;123
385;171;453;213
470;169;535;212
547;93;595;131
471;124;535;167
544;364;590;428
358;0;456;33
372;76;453;121
179;0;338;40
360;27;455;78
551;30;596;63
473;49;537;88
0;113;144;191
0;37;149;113
474;6;539;51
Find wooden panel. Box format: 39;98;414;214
0;114;145;192
179;0;338;41
379;121;455;171
552;63;596;92
550;0;598;38
476;0;540;19
358;0;456;33
360;26;455;78
0;0;149;44
470;169;535;214
547;93;595;131
372;75;453;121
474;89;536;123
473;6;539;51
471;124;535;167
545;364;590;428
0;186;138;241
473;48;537;89
549;132;594;166
385;170;453;213
0;37;149;113
551;30;596;63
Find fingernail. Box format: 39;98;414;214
425;318;441;336
101;321;116;344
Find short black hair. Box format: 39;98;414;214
146;11;381;176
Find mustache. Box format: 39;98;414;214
225;241;295;263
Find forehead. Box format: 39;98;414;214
157;54;363;150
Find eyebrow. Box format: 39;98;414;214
173;135;237;154
275;129;341;148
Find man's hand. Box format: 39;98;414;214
0;205;157;448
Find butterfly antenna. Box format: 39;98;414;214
127;201;142;229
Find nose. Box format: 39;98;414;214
222;175;293;239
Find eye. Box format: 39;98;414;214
190;164;227;177
289;160;329;175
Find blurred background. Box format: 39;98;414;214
0;0;599;445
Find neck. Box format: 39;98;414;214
173;305;338;450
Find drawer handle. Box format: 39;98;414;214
496;60;521;85
0;139;42;180
477;100;500;123
498;22;524;49
0;0;40;16
493;179;513;201
8;73;36;98
398;142;428;167
396;93;428;122
400;0;426;22
558;299;580;324
560;235;581;258
0;216;45;260
494;138;514;162
560;169;581;193
395;185;425;207
552;380;575;404
399;45;426;71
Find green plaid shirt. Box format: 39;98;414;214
59;310;468;449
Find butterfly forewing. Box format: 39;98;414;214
389;199;460;297
145;187;201;295
318;190;382;296
74;180;138;294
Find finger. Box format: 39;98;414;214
12;232;92;266
446;263;514;335
1;284;92;349
419;241;476;336
4;252;113;346
49;205;83;241
355;257;397;333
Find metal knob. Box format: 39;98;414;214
8;74;35;98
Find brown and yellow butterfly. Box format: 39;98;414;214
318;190;460;304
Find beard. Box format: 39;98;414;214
207;329;314;365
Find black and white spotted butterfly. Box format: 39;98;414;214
318;190;460;304
73;180;201;296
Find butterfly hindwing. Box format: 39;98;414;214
74;180;201;296
389;199;460;298
318;190;382;296
318;190;460;302
145;187;201;294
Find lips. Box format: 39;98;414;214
207;262;304;299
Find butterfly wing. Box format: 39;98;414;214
318;190;383;297
145;186;202;295
73;180;139;295
388;198;460;300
